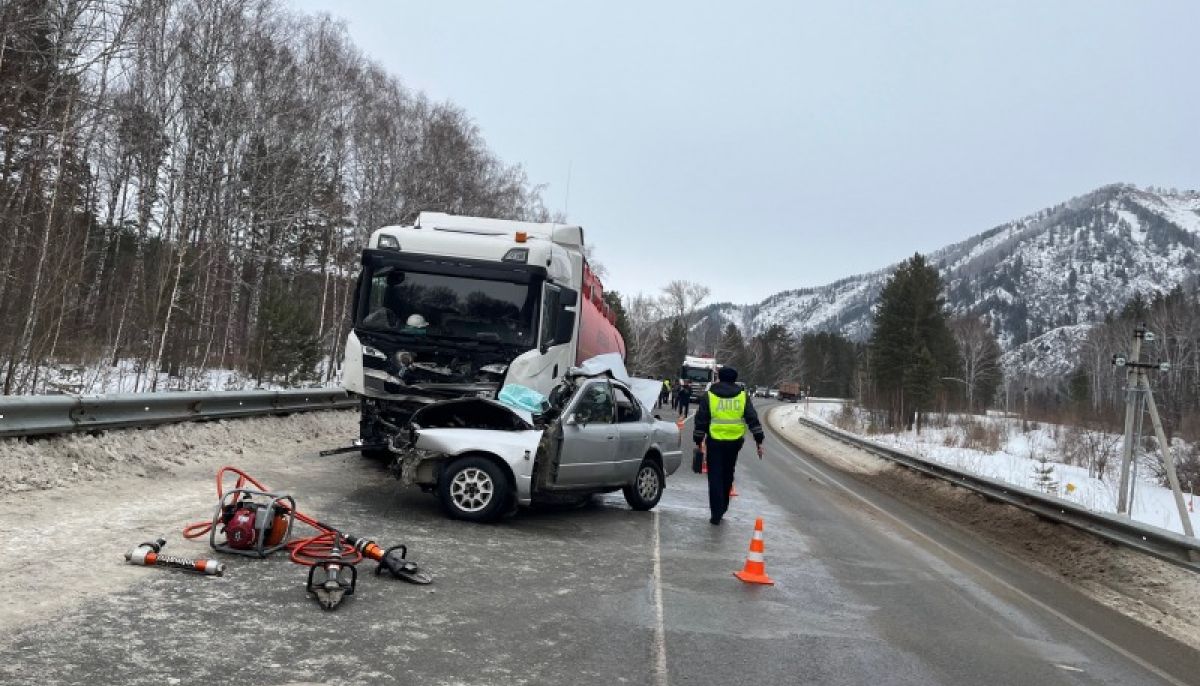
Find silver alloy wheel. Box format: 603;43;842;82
450;467;494;512
637;465;659;501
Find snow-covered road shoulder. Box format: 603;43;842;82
765;403;1200;653
0;411;357;629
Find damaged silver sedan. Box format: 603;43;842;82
393;371;683;522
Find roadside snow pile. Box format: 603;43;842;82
0;411;356;494
10;357;342;395
766;408;888;476
781;402;1200;536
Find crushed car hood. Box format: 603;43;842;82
408;396;536;431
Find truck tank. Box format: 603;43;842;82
576;264;626;364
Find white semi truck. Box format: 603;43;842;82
343;212;627;449
339;213;685;523
679;354;720;403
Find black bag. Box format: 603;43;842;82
691;447;704;474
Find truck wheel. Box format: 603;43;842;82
623;458;665;511
439;456;510;522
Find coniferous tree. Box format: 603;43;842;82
1032;455;1060;494
603;290;634;364
868;254;959;431
718;323;750;379
799;331;857;397
662;319;688;380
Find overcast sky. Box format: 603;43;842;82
291;0;1200;305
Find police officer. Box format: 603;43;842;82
693;366;764;525
676;382;693;418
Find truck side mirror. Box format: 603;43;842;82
553;308;576;347
540;285;579;353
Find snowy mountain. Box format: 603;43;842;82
702;184;1200;373
999;324;1094;380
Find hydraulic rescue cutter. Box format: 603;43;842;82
305;532;357;610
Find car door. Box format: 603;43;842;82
611;383;651;482
558;380;618;486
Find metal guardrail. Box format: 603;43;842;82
0;389;357;438
789;415;1200;573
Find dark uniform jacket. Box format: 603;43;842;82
693;381;765;445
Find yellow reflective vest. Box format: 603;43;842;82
708;391;747;440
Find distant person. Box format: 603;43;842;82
658;379;670;409
693;366;764;525
676;382;693;418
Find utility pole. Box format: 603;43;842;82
1111;324;1194;542
1115;326;1145;515
1129;389;1147;511
1021;385;1030;432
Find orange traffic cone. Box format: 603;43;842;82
734;517;774;585
676;417;685;431
701;458;708;474
729;482;738;497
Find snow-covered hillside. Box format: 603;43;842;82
704;184;1200;371
999;324;1094;380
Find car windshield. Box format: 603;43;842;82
359;265;539;347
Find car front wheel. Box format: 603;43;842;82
623;458;665;511
439;456;510;522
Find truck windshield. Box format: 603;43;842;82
682;367;712;383
359;265;539;347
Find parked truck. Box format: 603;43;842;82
341;213;682;521
776;381;802;402
679;355;719;403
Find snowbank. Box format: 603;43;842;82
784;401;1200;536
9;357;342;395
0;411;356;494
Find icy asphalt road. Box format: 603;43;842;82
1;402;1195;685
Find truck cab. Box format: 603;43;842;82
343;213;625;454
679;355;719;403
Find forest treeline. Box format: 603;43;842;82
619;266;1003;418
0;0;552;394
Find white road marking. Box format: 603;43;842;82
770;430;1191;686
652;509;669;686
1054;664;1084;672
